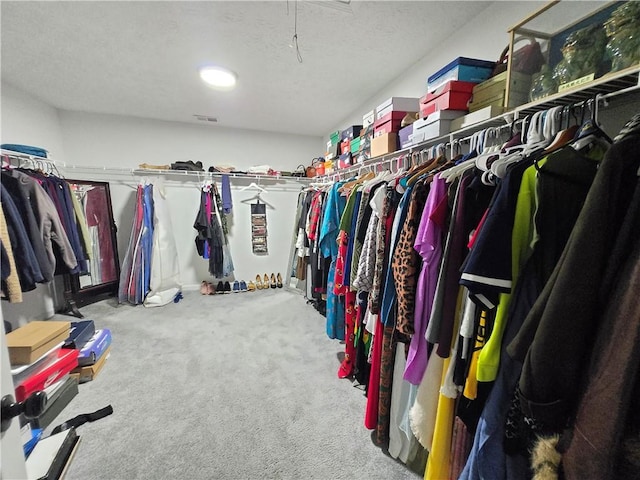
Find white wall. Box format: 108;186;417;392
58;111;319;288
0;82;66;325
1;81;65;159
330;1;546;137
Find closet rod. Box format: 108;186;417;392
60;164;313;183
596;81;640;102
1;149;61;176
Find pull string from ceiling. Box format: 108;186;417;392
287;0;303;63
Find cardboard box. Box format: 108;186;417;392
350;137;361;154
376;97;420;119
14;349;79;402
374;111;415;137
412;111;461;143
420;80;476;117
427;57;495;92
7;321;71;366
31;376;79;430
72;346;110;384
363;110;375;127
469;70;532;112
371;132;398;157
450;105;505;131
399;124;414;149
341;125;362;141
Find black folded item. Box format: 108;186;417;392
171;160;203;172
31;377;79;430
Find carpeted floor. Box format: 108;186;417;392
51;288;421;479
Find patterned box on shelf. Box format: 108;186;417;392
374;111;413;137
371;132;398;157
363;109;375;127
338;153;352;169
376;97;420;119
419;80;476;117
412;110;465;144
427;57;495;92
341;125;363;141
399;124;414;149
340;139;350;155
359;125;374;161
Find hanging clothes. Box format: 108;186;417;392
194;182;233;279
119;183;154;305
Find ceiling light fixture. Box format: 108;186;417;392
199;66;237;89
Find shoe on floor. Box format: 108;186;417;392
270;273;277;289
276;273;283;288
224;281;231;294
240;281;248;292
207;282;216;295
232;281;240;293
247;281;256;292
200;281;209;295
216;281;224;294
255;274;264;290
263;274;269;288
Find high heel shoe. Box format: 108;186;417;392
255;274;264;290
276;273;283;288
270;273;277;289
263;274;269;288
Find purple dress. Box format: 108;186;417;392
404;174;447;385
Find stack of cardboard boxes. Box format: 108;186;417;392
6;320;112;454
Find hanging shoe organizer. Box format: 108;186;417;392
251;199;268;255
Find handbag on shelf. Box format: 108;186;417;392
306;157;326;178
492;36;546;77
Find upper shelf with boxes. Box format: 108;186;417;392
321;0;640;174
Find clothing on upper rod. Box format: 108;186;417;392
0;161;89;303
290;110;640;479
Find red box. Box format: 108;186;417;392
14;349;79;402
340;140;350;155
374;111;407;137
420;80;475;117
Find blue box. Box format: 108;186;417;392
427;57;495;92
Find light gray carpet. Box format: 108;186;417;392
49;288;421;479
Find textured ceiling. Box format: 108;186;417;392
1;1;494;137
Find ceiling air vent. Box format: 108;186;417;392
193;115;218;123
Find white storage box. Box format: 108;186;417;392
412;110;462;143
363;110;375;127
376;97;420;119
449;105;505;132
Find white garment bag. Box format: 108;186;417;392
144;182;182;307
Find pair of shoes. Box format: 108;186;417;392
200;281;216;295
171;160;203;172
247;281;256;292
255;274;266;290
232;281;248;293
216;281;232;294
264;273;284;289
